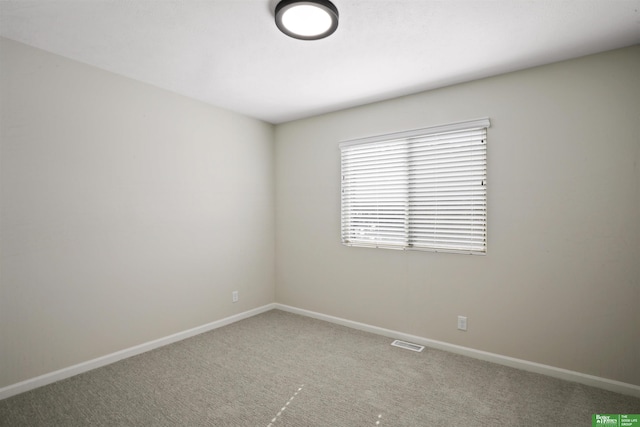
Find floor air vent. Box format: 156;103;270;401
391;340;425;352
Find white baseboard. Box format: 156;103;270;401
3;302;639;401
274;303;640;398
0;303;276;401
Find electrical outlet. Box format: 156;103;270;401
457;315;467;331
232;291;238;303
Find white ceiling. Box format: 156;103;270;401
1;1;639;124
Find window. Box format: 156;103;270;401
340;118;489;255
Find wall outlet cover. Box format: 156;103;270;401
457;315;467;331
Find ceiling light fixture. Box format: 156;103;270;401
275;0;339;40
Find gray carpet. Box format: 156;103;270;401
1;309;638;426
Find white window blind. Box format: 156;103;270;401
340;118;489;255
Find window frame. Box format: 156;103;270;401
340;118;490;255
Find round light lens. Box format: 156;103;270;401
281;5;332;37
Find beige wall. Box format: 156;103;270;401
275;46;640;386
0;38;275;388
1;36;638;392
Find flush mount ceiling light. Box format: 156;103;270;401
275;0;339;40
